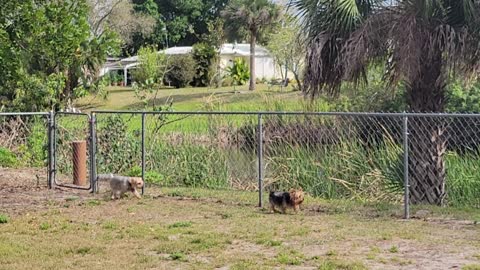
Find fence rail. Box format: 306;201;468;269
2;110;480;219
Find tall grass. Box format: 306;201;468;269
265;140;403;203
445;152;480;207
89;113;480;207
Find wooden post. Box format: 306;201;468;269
72;140;87;186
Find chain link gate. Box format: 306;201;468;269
52;112;96;191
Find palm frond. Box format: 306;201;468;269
294;0;381;96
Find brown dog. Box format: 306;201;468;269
269;188;305;214
97;174;144;200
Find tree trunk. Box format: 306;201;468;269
293;70;302;92
406;51;447;206
63;68;79;109
249;31;256;91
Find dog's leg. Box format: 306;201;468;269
132;189;141;199
111;191;116;200
270;203;276;213
281;201;287;214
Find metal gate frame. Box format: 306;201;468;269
51;112;96;192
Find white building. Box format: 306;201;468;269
101;43;282;85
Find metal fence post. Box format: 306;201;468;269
47;111;55;189
403;113;410;219
90;113;97;193
257;113;264;208
141;112;146;195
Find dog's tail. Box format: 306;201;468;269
96;173;114;181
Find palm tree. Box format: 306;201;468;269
294;0;480;205
222;0;281;91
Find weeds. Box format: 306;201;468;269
168;221;192;229
0;214;9;224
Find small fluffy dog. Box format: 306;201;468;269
269;188;305;214
97;174;144;200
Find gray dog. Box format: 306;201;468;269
97;174;144;200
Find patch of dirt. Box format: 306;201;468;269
0;167;94;216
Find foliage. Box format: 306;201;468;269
222;0;281;90
226;58;250;86
295;0;480;108
24;120;48;168
96;114;141;174
128;0;229;53
132;46;168;109
87;0;155;46
0;214;8;224
201;18;226;49
0;147;17;168
295;0;480;205
191;43;218;87
132;46;168;84
0;0;119;111
164;55;196;88
267;16;305;91
222;0;281;46
12;73;65;112
446;79;480;113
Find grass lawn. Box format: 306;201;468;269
1;184;479;270
75;85;331;112
73;85;341;134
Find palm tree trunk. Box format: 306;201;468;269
408;114;448;205
406;52;447;206
249;31;256;91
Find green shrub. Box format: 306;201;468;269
96;114;141;174
0;147;17;167
127;166;142;177
145;171;164;185
26;120;47;167
192;43;217;87
447;79;480;112
131;46;167;84
226;58;250;86
165;55;196;88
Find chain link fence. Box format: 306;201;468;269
2;111;478;217
0;112;50;187
89;111;480;215
93;113;142;192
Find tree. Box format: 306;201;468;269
87;0;155;46
165;55;196;88
191;43;218;87
128;0;229;54
267;15;305;91
222;0;281;91
295;0;480;205
0;0;119;111
132;46;168;109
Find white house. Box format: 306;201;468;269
100;43;282;85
